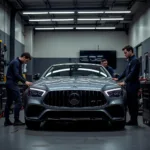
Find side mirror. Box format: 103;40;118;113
33;73;40;80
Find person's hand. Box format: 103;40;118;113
112;78;118;81
25;81;33;86
118;82;125;86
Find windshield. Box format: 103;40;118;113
43;64;110;78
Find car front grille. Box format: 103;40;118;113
43;90;107;107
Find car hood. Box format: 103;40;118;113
31;76;120;91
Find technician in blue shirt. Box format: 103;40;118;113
101;59;115;77
113;45;140;126
4;52;32;126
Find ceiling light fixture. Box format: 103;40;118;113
54;27;74;29
52;19;74;21
29;19;51;21
29;19;74;22
35;28;54;30
101;18;124;21
76;27;96;30
78;18;100;21
104;11;131;14
96;27;116;29
23;12;48;15
49;11;75;14
78;11;104;14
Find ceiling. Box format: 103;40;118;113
5;0;148;31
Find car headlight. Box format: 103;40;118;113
104;88;122;97
28;88;46;97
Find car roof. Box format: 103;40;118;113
52;63;103;67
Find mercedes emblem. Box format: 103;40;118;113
69;93;80;106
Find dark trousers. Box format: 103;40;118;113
126;82;140;122
4;84;22;121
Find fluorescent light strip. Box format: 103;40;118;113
78;11;104;14
29;19;51;22
29;19;74;22
35;28;54;30
55;27;74;30
23;12;48;15
105;11;131;14
23;10;131;15
49;11;74;14
101;18;124;21
96;27;116;29
35;27;116;30
76;27;96;30
52;19;74;21
35;27;73;30
78;18;100;21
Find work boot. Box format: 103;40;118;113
4;119;13;126
13;120;25;126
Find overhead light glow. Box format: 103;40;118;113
101;18;124;21
76;27;96;30
34;27;116;30
23;12;48;15
29;18;74;22
104;11;131;14
35;27;74;30
35;28;54;30
78;11;104;14
49;11;75;14
78;18;100;21
29;19;51;22
96;27;116;29
52;19;74;21
54;27;74;29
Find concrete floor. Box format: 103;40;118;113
0;111;150;150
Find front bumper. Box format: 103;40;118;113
24;98;126;122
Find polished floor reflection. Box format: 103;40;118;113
0;111;150;150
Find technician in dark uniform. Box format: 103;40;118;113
113;45;140;126
101;59;115;77
4;52;32;126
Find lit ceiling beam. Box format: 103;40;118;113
34;27;116;30
49;11;75;14
77;18;101;21
104;10;131;13
22;10;131;15
23;12;49;15
29;18;124;22
29;19;74;22
101;18;124;20
35;27;74;30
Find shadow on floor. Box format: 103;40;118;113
26;121;127;132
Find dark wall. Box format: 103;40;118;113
15;40;24;58
33;57;127;75
141;37;150;74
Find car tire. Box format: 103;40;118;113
111;121;126;130
25;119;41;130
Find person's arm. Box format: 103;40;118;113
124;59;140;83
117;68;126;81
13;61;26;83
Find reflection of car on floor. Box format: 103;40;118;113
23;63;126;130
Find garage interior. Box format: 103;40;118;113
1;0;150;149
